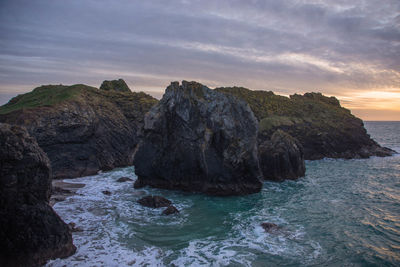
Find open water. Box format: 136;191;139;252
47;121;400;266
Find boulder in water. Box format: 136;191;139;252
162;205;180;215
137;195;172;208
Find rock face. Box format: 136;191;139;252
134;81;263;196
216;87;395;159
0;81;158;179
0;123;75;266
259;130;305;181
100;79;131;92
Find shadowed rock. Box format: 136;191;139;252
261;222;281;233
134;81;263;196
137;195;172;208
259;130;305;181
0;123;76;266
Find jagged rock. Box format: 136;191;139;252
259;130;305;181
162;205;179;215
215;87;396;159
0;123;76;267
134;81;262;196
261;222;281;233
116;177;133;182
0;83;158;179
100;78;131;92
137;195;172;208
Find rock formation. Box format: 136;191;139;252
259;130;305;181
216;87;395;159
100;79;131;92
137;195;172;208
134;81;263;196
0;80;158;179
0;123;75;266
162;205;179;215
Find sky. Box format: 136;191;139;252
0;0;399;120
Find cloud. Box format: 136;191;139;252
0;0;399;119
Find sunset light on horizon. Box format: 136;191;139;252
0;0;399;120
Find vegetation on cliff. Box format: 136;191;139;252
0;80;158;179
215;86;394;159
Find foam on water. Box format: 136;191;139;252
47;122;400;266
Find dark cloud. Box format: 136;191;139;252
0;0;399;119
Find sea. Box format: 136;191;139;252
47;121;400;267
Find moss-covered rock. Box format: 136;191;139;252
100;79;131;92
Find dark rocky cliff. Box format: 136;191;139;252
215;87;395;160
0;123;75;266
134;81;263;195
259;130;305;181
0;80;158;179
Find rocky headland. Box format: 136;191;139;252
215;87;395;160
0;80;157;179
0;79;395;195
0;123;75;267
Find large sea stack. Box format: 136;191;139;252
216;87;395;159
0;80;158;179
134;81;263;195
0;123;75;266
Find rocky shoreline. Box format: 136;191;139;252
0;79;396;265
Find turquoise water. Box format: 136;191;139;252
48;122;400;266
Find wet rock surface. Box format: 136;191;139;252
0;123;76;267
134;81;263;196
116;177;133;182
261;222;281;233
102;190;112;196
162;205;180;215
137;195;172;208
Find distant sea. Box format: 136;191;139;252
47;121;400;266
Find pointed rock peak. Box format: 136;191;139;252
100;79;131;92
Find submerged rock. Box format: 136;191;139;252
261;222;281;233
102;190;112;196
162;205;179;215
0;123;75;266
259;130;305;181
134;81;262;196
116;177;133;182
137;195;172;208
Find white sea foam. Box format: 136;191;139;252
47;166;322;266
